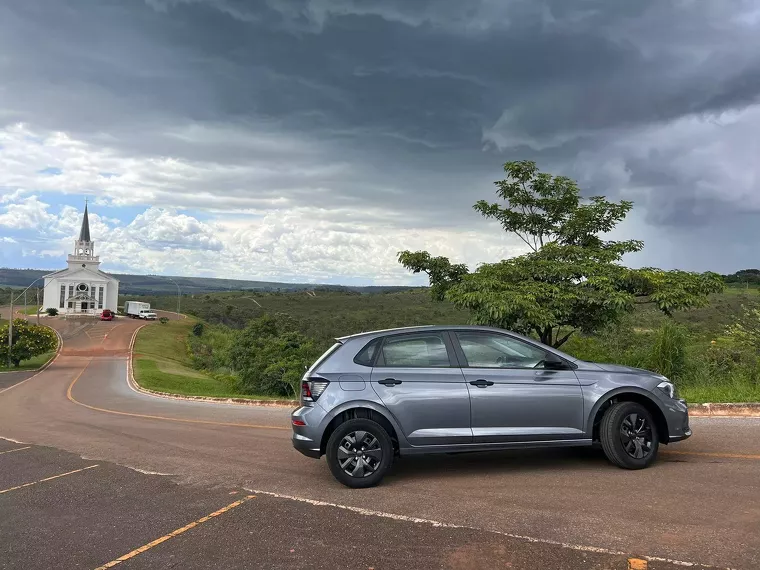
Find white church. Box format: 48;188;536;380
43;202;119;315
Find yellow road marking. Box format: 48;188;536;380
94;495;255;569
0;446;31;455
66;360;289;431
662;449;760;461
628;558;647;570
0;464;99;494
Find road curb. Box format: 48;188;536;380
125;324;297;408
688;403;760;417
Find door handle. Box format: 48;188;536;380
378;378;402;386
469;379;494;388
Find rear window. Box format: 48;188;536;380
307;342;342;374
354;338;381;367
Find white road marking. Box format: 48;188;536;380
0;436;27;444
127;467;173;476
244;488;732;569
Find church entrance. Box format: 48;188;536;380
65;293;99;315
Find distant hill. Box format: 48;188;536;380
0;268;416;296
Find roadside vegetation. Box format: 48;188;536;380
0;319;58;371
131;161;759;403
132;318;281;400
136;285;759;403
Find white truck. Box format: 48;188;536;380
124;301;157;320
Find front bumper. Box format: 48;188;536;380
665;398;692;443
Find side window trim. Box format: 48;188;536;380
451;331;571;370
353;337;382;367
375;331;457;368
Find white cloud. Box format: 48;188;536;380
0;121;528;282
0;196;58;230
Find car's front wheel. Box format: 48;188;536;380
600;401;659;469
326;418;393;488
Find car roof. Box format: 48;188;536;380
335;325;580;362
338;325;529;342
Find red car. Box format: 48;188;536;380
100;309;114;321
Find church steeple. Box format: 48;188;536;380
79;200;91;242
68;199;98;264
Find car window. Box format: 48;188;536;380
380;334;450;368
455;332;546;369
354;338;381;367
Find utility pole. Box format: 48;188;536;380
7;294;12;368
167;277;181;319
8;278;51;368
36;287;40;325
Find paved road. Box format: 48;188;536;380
1;315;759;569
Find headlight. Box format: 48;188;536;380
656;381;675;399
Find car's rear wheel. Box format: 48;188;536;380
600;401;659;469
326;418;393;488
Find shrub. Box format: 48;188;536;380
726;304;760;354
187;323;234;371
159;317;169;324
228;315;318;398
0;319;58;367
192;322;204;337
46;308;59;316
648;321;689;380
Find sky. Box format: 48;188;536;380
1;0;758;285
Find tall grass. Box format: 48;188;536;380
648;321;688;380
564;318;760;402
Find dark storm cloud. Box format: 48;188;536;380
1;0;759;270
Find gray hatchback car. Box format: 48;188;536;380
291;326;691;488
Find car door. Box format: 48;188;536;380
371;332;472;446
452;331;584;444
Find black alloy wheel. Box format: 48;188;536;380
600;401;660;469
326;418;393;488
619;412;654;459
337;430;383;478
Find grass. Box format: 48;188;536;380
680;384;760;404
132;318;278;400
19;306;43;315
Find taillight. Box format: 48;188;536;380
301;378;330;403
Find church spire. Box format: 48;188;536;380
79;199;91;242
69;199;97;263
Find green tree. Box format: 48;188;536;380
228;315;317;397
0;319;58;367
726;304;760;354
399;160;723;347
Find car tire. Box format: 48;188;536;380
326;418;393;488
600;401;659;469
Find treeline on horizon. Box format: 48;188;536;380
0;267;758;299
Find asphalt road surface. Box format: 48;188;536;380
1;312;759;569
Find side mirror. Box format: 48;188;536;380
543;352;568;370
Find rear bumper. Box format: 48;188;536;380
292;435;321;458
291;405;325;459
